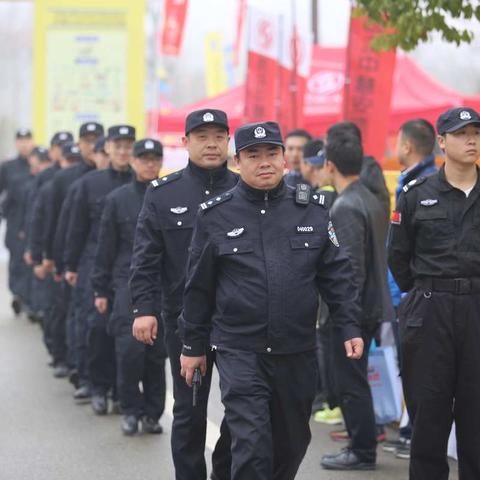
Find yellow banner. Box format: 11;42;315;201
204;32;227;98
34;0;145;143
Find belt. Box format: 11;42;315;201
415;277;480;295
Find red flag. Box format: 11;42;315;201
233;0;247;66
244;8;281;122
160;0;189;56
343;8;396;161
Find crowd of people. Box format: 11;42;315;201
1;105;479;480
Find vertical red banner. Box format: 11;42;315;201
244;8;280;122
343;8;396;161
233;0;247;66
160;0;189;56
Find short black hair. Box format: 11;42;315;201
400;119;436;156
327;122;362;144
285;129;312;142
325;133;363;176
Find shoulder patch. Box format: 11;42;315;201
151;170;183;188
310;192;328;208
199;192;233;211
402;176;427;193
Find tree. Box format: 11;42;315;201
355;0;480;51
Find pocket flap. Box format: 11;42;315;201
218;240;253;255
416;208;448;221
290;236;322;250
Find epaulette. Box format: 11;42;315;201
402;176;427;193
200;191;233;211
310;191;328;208
151;170;183;188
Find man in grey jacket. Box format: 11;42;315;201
320;132;394;471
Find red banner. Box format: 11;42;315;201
160;0;189;56
343;8;396;161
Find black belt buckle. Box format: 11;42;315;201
454;278;471;294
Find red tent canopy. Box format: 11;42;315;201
150;46;480;141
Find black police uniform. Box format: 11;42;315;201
0;145;33;304
93;168;166;424
129;109;236;480
388;108;480;480
181;121;362;480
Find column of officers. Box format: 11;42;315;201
1;105;478;480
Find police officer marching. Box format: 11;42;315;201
179;121;364;480
388;107;480;480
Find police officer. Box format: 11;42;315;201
0;129;35;313
179;121;364;480
130;109;237;480
64;125;134;414
388;107;480;480
283;129;312;187
93;139;166;436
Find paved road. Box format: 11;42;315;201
0;262;459;480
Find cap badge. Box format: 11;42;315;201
72;146;80;154
59;133;67;140
227;227;245;238
119;127;129;135
145;140;154;149
203;112;214;122
170;206;188;215
87;124;96;131
460;111;472;120
254;126;266;138
420;199;438;207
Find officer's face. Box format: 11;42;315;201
315;164;331;188
183;126;229;169
49;145;63;163
132;153;163;182
106;138;134;171
28;154;41;175
396;131;410;167
16;137;34;158
438;124;480;165
94;151;110;170
79;134;98;162
299;158;315;185
235;144;285;190
285;136;308;172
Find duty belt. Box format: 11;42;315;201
415;277;480;295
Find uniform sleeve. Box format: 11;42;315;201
387;192;415;292
179;212;216;357
315;215;363;342
64;180;90;272
53;187;75;274
330;203;367;304
29;184;49;264
128;188;165;318
91;194;118;298
43;175;62;261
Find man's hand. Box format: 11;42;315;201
95;297;108;314
23;251;33;266
180;354;207;387
132;315;158;345
344;337;364;360
65;271;78;287
43;259;54;274
53;273;63;283
33;264;47;280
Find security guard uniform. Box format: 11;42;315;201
181;122;362;480
130;109;236;480
388;107;480;480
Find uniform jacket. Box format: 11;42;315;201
181;179;362;357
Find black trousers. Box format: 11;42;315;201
331;326;377;462
115;331;166;419
215;348;317;480
164;316;231;480
50;280;70;364
7;236;30;301
399;288;480;480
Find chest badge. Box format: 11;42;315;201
227;227;245;238
170;206;188;215
328;221;340;248
420;199;438;207
296;226;314;233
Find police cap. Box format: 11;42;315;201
79;122;104;138
62;142;82;160
31;146;50;162
133;138;163;158
234;121;284;154
50;131;74;147
16;129;32;139
107;125;136;141
437;107;480;135
303;139;325;166
185;109;229;135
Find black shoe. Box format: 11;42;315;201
11;296;22;315
73;385;91;404
321;449;376;471
122;415;139;436
395;441;411;460
383;436;410;453
111;400;123;415
91;394;108;415
69;370;79;388
53;363;69;378
141;416;163;434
